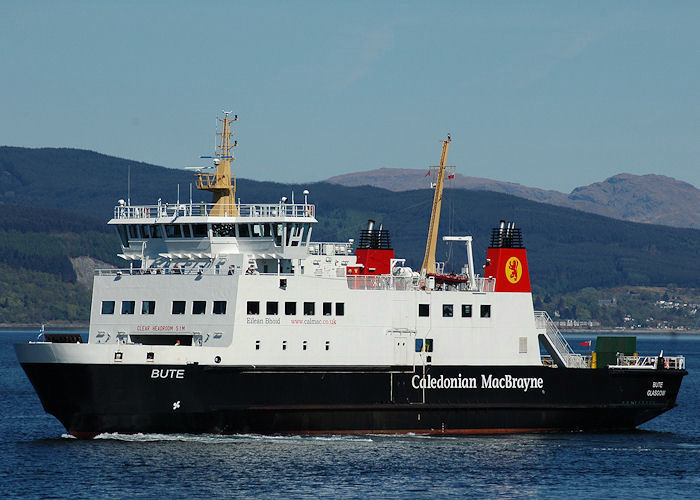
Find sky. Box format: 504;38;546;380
2;1;698;192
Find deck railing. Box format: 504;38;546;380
346;275;495;292
113;202;315;219
614;354;686;370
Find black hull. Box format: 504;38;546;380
19;363;686;438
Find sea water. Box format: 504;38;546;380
1;331;698;498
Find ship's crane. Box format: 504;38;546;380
420;135;453;275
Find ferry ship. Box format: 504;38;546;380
15;113;687;438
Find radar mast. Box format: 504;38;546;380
195;111;239;216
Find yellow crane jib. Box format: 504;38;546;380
420;134;453;275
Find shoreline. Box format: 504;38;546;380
0;322;89;331
560;328;699;335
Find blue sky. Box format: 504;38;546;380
2;1;698;191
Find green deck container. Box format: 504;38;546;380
595;336;637;368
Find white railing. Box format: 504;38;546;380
347;275;416;291
308;242;354;256
614;354;686;370
96;267;237;277
534;311;587;368
346;275;495;292
96;267;300;277
113;202;315;219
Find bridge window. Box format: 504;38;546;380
336;303;344;316
323;302;332;316
267;301;278;315
192;224;208;238
480;305;491;318
301;223;311;246
418;304;430;317
116;226;129;247
443;304;453;317
121;301;135;315
213;301;227;314
141;301;156;314
252;224;264;237
165;224;182;238
172;301;186;315
461;304;472;317
285;302;296;315
238;224;250;237
304;302;315;316
273;224;283;246
212;223;235;237
101;301;115;314
142;225;162;238
127;224;142;239
181;224;192;238
247;301;260;315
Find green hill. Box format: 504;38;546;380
1;146;699;324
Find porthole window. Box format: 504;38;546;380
141;300;156;315
213;301;227;314
323;302;332;316
193;301;206;315
172;301;186;315
101;301;115;315
121;301;135;315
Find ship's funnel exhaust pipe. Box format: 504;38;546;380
367;219;375;232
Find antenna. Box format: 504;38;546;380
127;165;131;206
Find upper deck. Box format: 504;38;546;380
112;201;316;221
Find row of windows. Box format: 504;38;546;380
102;300;227;315
248;301;344;316
256;340;332;351
101;300;345;317
117;222;310;248
102;300;487;318
418;304;491;318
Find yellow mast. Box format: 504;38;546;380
195;111;239;216
420;135;452;275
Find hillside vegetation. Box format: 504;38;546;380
0;146;698;325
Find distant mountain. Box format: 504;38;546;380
326;168;700;229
